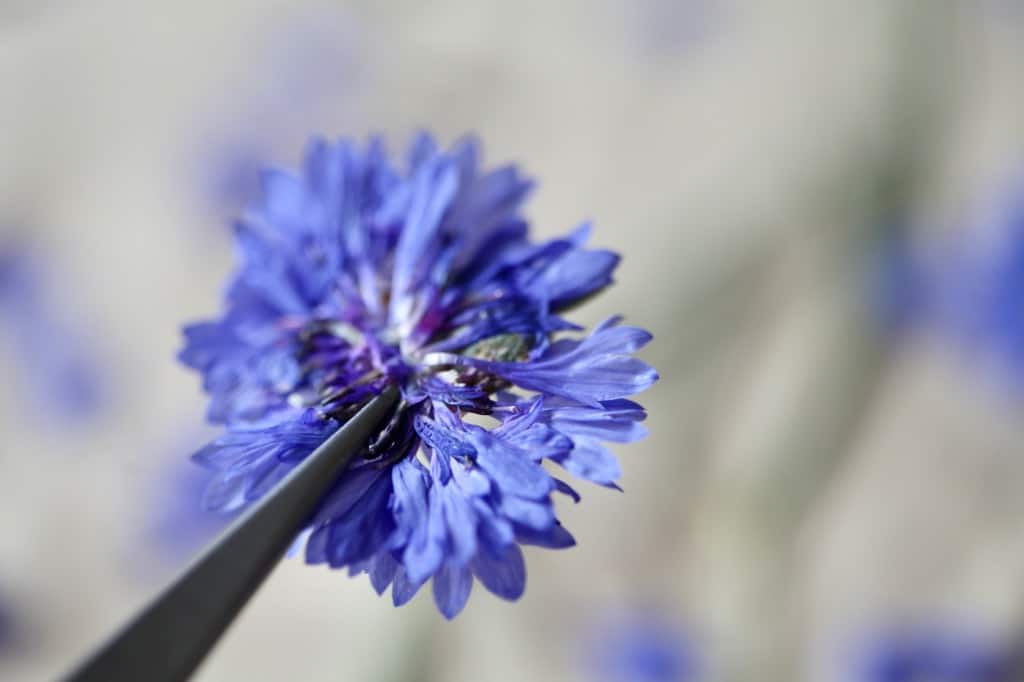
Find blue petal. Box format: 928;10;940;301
306;467;393;567
468;429;553;499
413;414;476;463
346;559;370;578
523;242;619;309
314;471;395;568
429;440;453;484
471;544;526;601
285;527;312;559
192;413;335;474
553;478;582;503
432;562;473;619
428;295;549;353
461;319;658;407
493;395;544;435
305;521;328;564
245;458;293;500
392;565;426;607
389;159;459;326
448;135;479;182
414;376;488;408
501;423;572;461
450;461;491;497
178;321;239;371
368;552;399;595
256;349;302;393
499;495;555;531
390;458;430;534
434;479;479;566
201;468;251;512
553;437;622;487
406;131;439;170
310;466;383;523
447;165;533;270
544;398;649;443
392;459;444;582
450;220;529;290
192;437;262;471
259;168;307;228
473;499;516;552
516;522;576;549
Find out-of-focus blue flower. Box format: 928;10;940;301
180;133;657;618
0;242;104;422
585;611;697;682
852;630;1010;682
192;11;363;216
914;175;1024;393
870;174;1024;395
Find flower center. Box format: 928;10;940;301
283;319;397;417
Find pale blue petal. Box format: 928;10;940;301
432;562;473;619
469;429;553;499
553;437;622;486
392;565;426;607
471;544;526;601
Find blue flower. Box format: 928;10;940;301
180;133;657;618
853;630;1010;682
585;611;698;682
909;173;1024;394
190;11;363;216
0;241;105;422
955;183;1024;380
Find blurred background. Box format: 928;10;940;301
1;1;1024;680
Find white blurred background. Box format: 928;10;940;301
1;2;1024;680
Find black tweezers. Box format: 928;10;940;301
62;386;400;682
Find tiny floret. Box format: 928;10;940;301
179;133;657;617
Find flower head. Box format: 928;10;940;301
180;133;657;618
